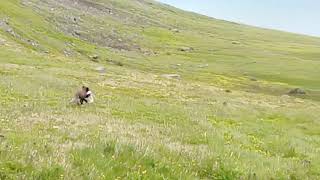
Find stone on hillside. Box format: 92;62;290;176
294;98;305;103
250;77;258;81
170;28;180;33
6;28;15;36
198;64;209;68
0;38;6;45
74;30;81;36
179;47;193;52
63;49;72;57
281;95;290;99
27;39;38;47
302;159;311;167
0;18;9;27
91;54;99;60
288;88;306;95
161;74;181;79
96;66;106;74
232;41;241;45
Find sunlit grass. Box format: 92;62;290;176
0;0;320;179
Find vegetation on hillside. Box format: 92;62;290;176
0;0;320;179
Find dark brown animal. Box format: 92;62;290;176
71;86;91;105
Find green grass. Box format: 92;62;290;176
0;0;320;179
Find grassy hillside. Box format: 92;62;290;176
0;0;320;179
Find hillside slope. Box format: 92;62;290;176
0;0;320;179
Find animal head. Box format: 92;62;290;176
82;86;90;92
82;86;92;98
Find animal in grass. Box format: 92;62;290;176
70;86;94;105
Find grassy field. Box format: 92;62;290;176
0;0;320;179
